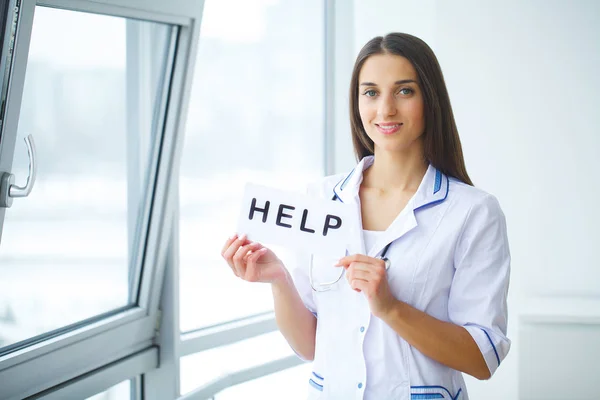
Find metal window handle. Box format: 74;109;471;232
1;134;37;208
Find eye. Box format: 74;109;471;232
363;89;377;97
398;87;413;96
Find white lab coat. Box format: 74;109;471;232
292;156;511;400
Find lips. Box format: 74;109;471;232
375;122;403;135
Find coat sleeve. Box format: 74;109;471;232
448;193;511;377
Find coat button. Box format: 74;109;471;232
358;383;363;389
360;326;365;333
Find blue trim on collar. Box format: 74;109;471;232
414;173;449;212
332;164;449;210
339;168;356;190
332;181;344;203
332;171;354;203
434;170;442;194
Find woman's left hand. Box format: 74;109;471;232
336;254;398;318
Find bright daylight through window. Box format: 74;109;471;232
0;6;173;352
179;0;324;331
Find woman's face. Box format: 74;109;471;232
358;53;425;156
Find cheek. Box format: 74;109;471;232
403;99;425;124
358;99;375;124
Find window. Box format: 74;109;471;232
215;364;311;400
0;6;174;351
180;331;307;397
180;331;294;394
179;0;325;332
175;0;327;397
0;1;185;396
0;0;341;397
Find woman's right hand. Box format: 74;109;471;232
221;234;287;284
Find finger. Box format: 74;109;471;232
245;248;268;282
242;242;263;264
346;267;374;283
222;234;249;264
337;254;379;267
232;242;257;276
221;233;239;256
348;261;386;276
349;277;369;293
243;251;252;264
347;261;374;272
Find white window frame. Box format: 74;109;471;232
0;0;30;242
0;0;205;399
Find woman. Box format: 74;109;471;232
221;32;510;400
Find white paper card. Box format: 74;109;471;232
236;183;356;258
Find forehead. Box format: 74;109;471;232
359;53;418;83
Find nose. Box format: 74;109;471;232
377;93;397;117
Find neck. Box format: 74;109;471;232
363;149;428;192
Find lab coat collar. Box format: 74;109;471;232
332;156;374;203
412;162;450;211
332;155;449;209
332;156;450;257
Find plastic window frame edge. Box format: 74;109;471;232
141;4;205;396
0;2;198;399
180;312;279;356
331;0;355;174
0;0;34;241
37;0;193;26
32;346;158;400
0;314;155;399
131;19;179;313
324;0;335;175
174;0;337;397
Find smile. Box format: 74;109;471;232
375;123;403;135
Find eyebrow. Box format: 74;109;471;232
360;79;417;86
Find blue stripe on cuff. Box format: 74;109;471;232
481;328;501;366
309;379;323;391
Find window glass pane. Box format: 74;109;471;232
86;379;131;400
180;330;306;395
216;364;311;400
179;0;325;331
0;7;174;350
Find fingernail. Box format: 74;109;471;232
239;233;247;241
230;233;237;239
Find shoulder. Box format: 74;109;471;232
447;177;507;225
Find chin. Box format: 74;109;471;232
373;139;423;156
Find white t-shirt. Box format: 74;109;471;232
362;229;384;256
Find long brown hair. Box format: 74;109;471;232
349;32;473;186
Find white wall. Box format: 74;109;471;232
348;1;600;399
